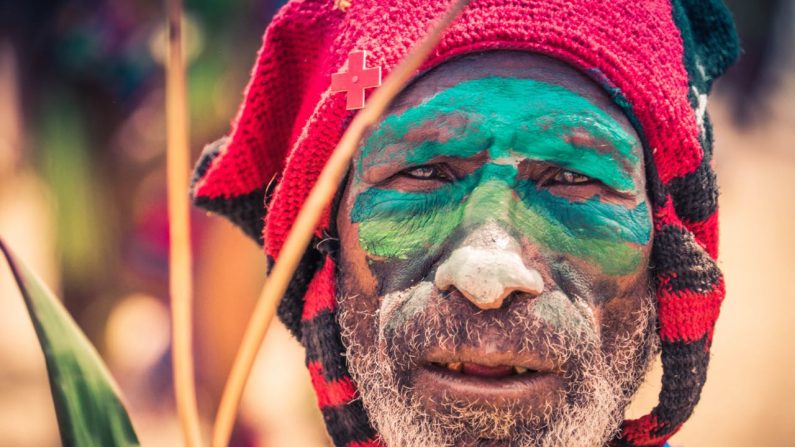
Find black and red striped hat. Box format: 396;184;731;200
191;0;739;445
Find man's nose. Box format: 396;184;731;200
433;222;544;310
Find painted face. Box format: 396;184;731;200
336;52;657;447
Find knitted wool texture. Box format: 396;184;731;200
191;1;739;446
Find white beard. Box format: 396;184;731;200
338;289;658;447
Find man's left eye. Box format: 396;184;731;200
401;165;451;181
548;169;592;185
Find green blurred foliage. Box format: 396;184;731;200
0;240;139;447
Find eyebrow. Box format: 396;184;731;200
565;128;638;177
511;113;640;191
359;110;489;173
564;128;620;156
512;122;640;192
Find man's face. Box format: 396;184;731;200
336;52;658;447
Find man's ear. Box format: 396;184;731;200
672;0;741;93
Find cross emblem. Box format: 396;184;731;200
331;50;382;110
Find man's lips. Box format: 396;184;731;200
429;361;528;378
423;346;559;377
412;348;564;406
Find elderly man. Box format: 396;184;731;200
191;1;738;446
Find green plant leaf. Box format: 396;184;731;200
0;238;140;447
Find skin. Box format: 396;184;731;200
336;52;655;445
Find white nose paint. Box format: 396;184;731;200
434;245;544;310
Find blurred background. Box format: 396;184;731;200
0;1;793;446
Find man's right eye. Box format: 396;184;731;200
401;165;451;181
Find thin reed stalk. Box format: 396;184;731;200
165;0;203;445
210;1;472;446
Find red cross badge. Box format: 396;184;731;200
331;50;382;110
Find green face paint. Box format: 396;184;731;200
360;77;640;192
351;77;651;276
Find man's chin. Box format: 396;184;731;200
343;338;655;447
409;364;565;438
349;349;628;447
411;371;560;442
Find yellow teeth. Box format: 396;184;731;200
446;362;463;372
438;362;531;375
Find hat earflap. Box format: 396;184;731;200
299;255;382;447
615;204;725;446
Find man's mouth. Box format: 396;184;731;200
429;361;532;378
411;349;564;409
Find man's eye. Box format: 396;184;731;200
401;165;450;181
547;169;593;185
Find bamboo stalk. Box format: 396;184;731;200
210;1;472;446
165;1;203;446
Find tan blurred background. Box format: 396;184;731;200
0;1;793;446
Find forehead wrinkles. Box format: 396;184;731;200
402;113;471;143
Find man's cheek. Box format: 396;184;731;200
514;184;652;276
529;289;596;333
378;281;435;339
356;212;459;260
351;186;465;259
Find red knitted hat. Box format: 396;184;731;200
191;1;739;445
